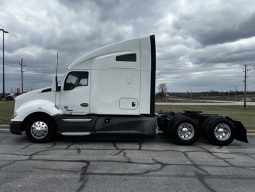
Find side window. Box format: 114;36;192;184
64;71;89;91
116;53;136;62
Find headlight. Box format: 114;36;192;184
11;112;18;119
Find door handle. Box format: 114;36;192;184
80;103;89;107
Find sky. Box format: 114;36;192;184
0;0;255;93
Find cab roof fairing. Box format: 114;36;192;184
67;36;150;70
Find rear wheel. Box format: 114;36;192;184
25;115;56;143
171;117;198;145
205;117;235;146
202;116;217;135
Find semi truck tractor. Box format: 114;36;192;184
10;35;248;146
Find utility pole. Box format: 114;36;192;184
20;58;25;94
243;64;250;108
0;29;8;98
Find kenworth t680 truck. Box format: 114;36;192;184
10;35;248;146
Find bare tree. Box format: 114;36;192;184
158;83;167;101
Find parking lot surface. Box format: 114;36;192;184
0;132;255;192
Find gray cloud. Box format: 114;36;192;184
0;0;255;93
194;13;255;46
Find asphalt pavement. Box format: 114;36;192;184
0;132;255;192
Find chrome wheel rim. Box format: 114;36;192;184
177;123;195;140
214;123;231;141
31;121;48;139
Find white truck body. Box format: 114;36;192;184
10;35;247;146
10;35;157;140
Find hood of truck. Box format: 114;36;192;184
14;87;53;111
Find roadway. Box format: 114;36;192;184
0;131;255;192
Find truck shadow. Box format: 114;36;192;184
56;134;156;143
55;133;212;145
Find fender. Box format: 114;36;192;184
233;120;248;143
12;99;61;122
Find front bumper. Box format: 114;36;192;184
10;121;23;135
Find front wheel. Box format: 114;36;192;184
171;117;198;145
25;115;56;143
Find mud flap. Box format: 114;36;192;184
234;121;248;143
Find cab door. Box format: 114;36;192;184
59;71;90;115
57;70;95;133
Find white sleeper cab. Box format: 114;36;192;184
10;35;248;146
11;35;157;142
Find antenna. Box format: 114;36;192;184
56;52;59;76
55;52;59;92
54;52;59;108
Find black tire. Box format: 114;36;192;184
25;115;56;143
171;116;198;145
201;116;218;136
205;117;235;146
